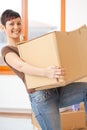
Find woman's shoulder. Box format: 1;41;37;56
2;45;18;52
1;45;19;57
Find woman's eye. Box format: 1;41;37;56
17;22;21;26
9;22;21;26
10;23;14;26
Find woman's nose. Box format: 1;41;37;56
14;24;18;28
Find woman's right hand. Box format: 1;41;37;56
44;66;65;80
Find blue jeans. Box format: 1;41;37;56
29;82;87;130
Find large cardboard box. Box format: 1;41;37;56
18;25;87;90
60;110;86;130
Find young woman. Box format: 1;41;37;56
1;9;87;130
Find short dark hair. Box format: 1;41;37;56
1;9;21;26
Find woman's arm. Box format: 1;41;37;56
5;52;65;79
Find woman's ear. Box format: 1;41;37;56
0;24;5;31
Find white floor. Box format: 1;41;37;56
0;117;38;130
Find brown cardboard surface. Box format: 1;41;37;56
80;102;85;111
18;32;65;90
77;77;87;82
18;25;87;90
56;25;87;85
60;110;86;130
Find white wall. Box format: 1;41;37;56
66;0;87;31
0;75;31;109
0;0;21;16
28;0;61;28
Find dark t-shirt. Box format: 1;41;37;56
1;46;35;93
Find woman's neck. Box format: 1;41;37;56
6;37;20;47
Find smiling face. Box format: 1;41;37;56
4;17;22;44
